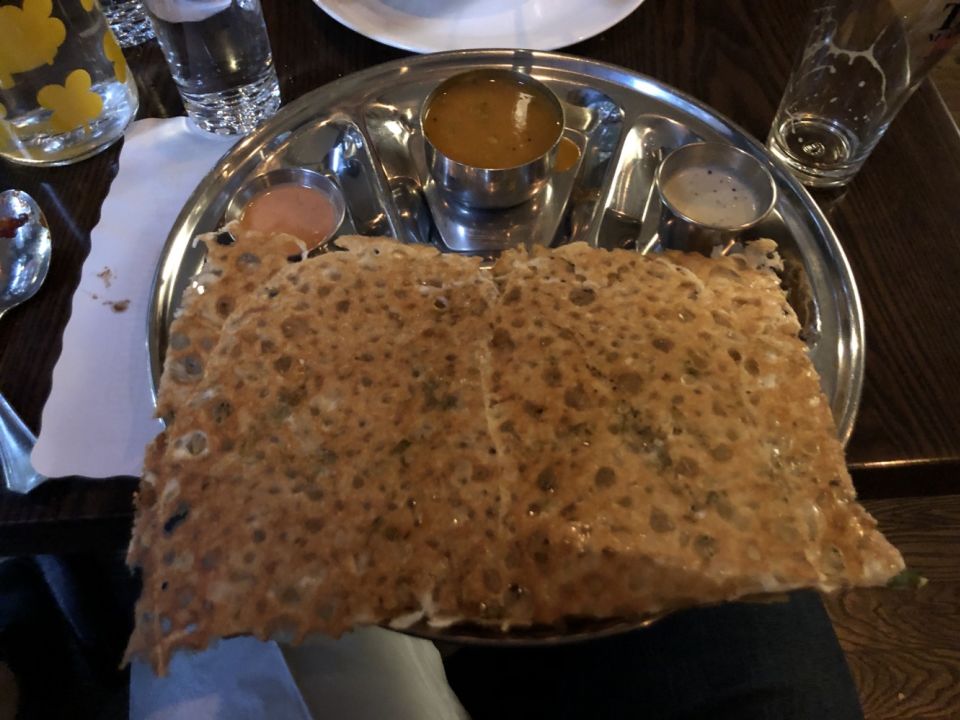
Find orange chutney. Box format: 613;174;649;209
424;73;562;169
555;136;581;173
239;183;339;250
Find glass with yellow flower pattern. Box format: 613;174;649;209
0;0;139;165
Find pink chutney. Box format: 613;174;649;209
239;183;340;251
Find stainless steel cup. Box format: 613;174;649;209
144;0;280;135
654;142;776;256
421;69;564;210
224;167;346;252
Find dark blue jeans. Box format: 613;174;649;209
2;555;861;719
0;556;134;720
444;591;863;720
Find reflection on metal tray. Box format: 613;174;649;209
148;50;864;642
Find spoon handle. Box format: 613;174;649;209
0;392;46;493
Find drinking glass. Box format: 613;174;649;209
143;0;281;135
100;0;155;47
0;0;139;166
767;0;960;187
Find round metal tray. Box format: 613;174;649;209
148;49;865;643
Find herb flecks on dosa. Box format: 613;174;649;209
126;237;903;675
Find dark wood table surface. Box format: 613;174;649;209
3;2;960;717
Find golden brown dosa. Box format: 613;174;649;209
127;238;903;674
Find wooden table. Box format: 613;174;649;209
1;1;958;715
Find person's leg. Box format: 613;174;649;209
0;555;133;720
443;591;862;720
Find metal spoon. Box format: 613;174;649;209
0;188;51;493
0;188;52;321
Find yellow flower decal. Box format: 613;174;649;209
37;69;103;133
81;0;94;10
103;31;127;83
0;0;67;89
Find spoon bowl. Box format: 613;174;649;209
0;189;51;320
0;188;50;493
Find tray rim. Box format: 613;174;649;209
147;48;864;445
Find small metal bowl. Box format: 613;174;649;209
224;167;346;251
654;142;777;256
421;69;565;210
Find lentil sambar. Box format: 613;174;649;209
423;70;563;170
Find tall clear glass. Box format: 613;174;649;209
143;0;281;135
100;0;155;47
0;0;139;166
767;0;960;187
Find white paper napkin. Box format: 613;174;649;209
130;638;313;720
280;630;470;720
32;117;237;479
131;631;470;720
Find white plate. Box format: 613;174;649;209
312;0;646;53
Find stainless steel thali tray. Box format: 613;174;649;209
151;49;864;444
148;50;865;642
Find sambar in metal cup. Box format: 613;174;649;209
767;0;960;188
421;69;565;209
0;0;139;166
144;0;281;135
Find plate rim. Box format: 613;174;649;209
311;0;648;53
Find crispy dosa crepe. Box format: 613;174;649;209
157;222;303;421
128;237;903;674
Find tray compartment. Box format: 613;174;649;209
589;115;700;251
362;83;625;254
362;101;433;245
552;88;626;248
265;115;396;237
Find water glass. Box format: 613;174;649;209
100;0;155;47
143;0;281;135
0;0;139;166
767;0;960;187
